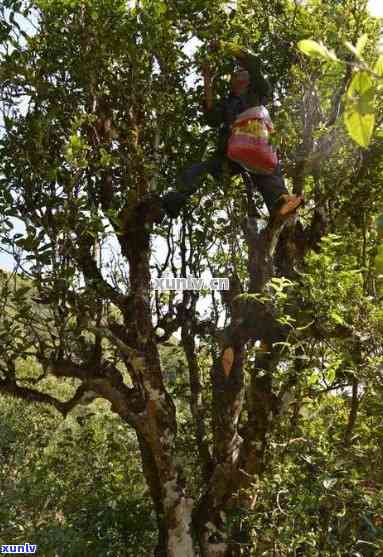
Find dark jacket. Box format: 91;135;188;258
204;51;272;155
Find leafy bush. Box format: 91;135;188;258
0;398;156;556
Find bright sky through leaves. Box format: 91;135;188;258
368;0;383;18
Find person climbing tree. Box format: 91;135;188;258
162;41;304;220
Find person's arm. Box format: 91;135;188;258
202;62;224;127
227;44;272;101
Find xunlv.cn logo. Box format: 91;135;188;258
151;277;229;291
1;545;37;554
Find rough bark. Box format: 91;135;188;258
343;377;359;447
182;322;213;482
120;196;196;557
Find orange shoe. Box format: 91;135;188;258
271;194;304;220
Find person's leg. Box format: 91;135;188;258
252;165;288;214
252;165;303;218
178;159;223;195
162;158;223;218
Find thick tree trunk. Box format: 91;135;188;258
136;433;169;556
130;342;196;557
119;199;196;557
138;425;196;556
164;495;195;557
118;173;326;557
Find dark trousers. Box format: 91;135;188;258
177;157;288;214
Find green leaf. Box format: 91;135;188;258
297;39;338;62
347;71;374;99
344;107;375;148
375;254;383;274
330;311;344;325
326;367;336;384
356;34;368;57
323;478;337;489
345;73;376;146
373;55;383;77
308;372;319;386
15;236;39;251
344;42;359;58
345;34;368;60
155;0;167;16
14;286;31;298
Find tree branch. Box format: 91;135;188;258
181;323;213;482
0;379;87;416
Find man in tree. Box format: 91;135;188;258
162;42;304;220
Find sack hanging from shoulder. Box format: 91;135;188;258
227;106;278;174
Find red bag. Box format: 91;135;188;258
227;106;278;174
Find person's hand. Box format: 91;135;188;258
208;39;222;52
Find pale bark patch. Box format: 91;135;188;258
201;531;228;557
208;543;228;557
164;484;194;557
143;381;165;402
